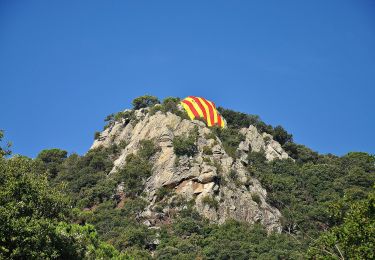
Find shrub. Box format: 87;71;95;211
37;148;68;178
104;110;135;130
117;154;152;198
138;139;159;160
251;193;262;205
201;195;219;210
283;142;319;163
162;97;180;114
132;95;160;110
94;131;101;140
273;125;293;146
0;130;11;157
211;127;244;158
149;104;163;115
173;128;198;157
204;131;217;140
248;150;267;166
202;146;213;155
228;169;237;180
155;186;174;202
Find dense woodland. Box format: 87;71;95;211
1;95;374;259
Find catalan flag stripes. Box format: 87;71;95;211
181;96;226;128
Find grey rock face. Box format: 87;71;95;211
90;108;290;233
238;125;290;162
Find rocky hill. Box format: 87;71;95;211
1;96;374;259
91;105;290;233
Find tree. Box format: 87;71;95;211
308;187;375;259
132;95;160;110
173;128;198;157
0;155;122;259
37;148;68;177
0;156;68;258
0;130;11;158
273;125;293;146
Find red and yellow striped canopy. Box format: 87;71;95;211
181;96;226;128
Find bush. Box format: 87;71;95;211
173;128;198;157
94;131;101;140
117;154;152;198
211;127;244;158
37;148;68;178
201;195;219;210
273;125;293;146
138;139;159;160
228;169;237;180
282;142;319;163
156;186;174;202
149;104;164;115
104;110;135;130
202;146;213;155
132;95;160;110
0;130;11;157
162;97;180;114
251;193;262;205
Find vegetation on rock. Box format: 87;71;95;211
1;96;374;259
173;127;199;157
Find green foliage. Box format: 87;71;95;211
115;139;157;198
132;95;160;110
211;126;245;158
308;187;375;259
202;145;213;155
148;96;189;119
204;131;217;140
148;104;164;115
217;107;264;129
50;146;115;208
3;99;375;259
217;108;295;148
104;110;135;130
116;154;150;198
156;186;174;202
0;156;120;259
173;127;198;157
162;97;180;112
248;150;267;167
54;222;122;259
94;131;101;140
273;125;293;146
37;148;68;177
251;193;262;205
201;195;219;210
138;139;159;160
283;142;320;163
0;130;11;157
228;169;237;180
249;150;375;246
85;200;154;256
157;216;304;259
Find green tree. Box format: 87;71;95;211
308;187;375;259
132;95;160;110
173;128;198;157
37;148;68;177
273;125;293;146
0;130;11;158
0;156;119;259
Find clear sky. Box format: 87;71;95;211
1;1;374;157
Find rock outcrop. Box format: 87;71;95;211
91;107;291;233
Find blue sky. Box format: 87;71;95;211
1;1;374;157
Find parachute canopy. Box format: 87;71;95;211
181;96;226;128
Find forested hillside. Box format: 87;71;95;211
1;96;374;259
